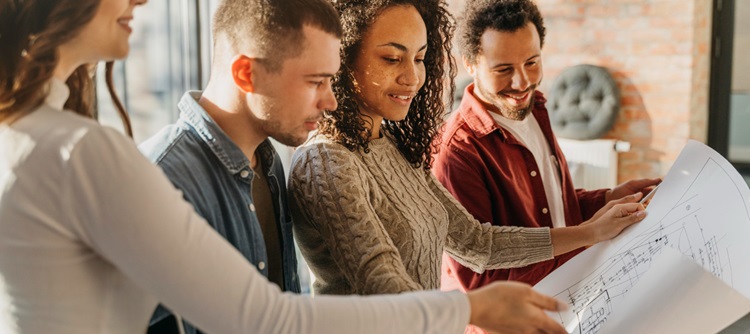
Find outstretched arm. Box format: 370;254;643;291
433;174;646;271
63;127;459;333
431;173;554;271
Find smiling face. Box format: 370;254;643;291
466;22;543;121
67;0;147;63
351;5;427;134
248;25;341;147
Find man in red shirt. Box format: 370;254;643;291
435;0;659;297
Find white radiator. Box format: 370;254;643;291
557;138;629;190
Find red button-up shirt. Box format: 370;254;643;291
434;84;607;291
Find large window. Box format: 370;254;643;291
728;0;750;164
709;0;750;183
96;0;206;143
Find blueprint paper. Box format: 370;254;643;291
598;248;750;334
534;140;750;333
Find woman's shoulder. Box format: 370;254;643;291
23;104;100;132
292;133;361;164
297;132;349;151
13;106;134;164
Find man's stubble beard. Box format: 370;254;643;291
475;80;537;121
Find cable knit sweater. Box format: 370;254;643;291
289;133;555;295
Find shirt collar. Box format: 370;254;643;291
44;78;70;110
177;91;278;176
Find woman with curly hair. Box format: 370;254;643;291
289;0;647;296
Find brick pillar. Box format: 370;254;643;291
536;0;713;181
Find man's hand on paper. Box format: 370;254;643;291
586;192;642;223
467;281;567;334
605;177;662;203
638;185;660;208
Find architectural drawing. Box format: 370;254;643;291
535;141;750;333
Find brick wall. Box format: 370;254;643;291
446;0;713;182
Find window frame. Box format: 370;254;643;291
709;0;750;172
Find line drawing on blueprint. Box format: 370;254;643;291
550;156;749;334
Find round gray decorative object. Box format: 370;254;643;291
547;64;620;140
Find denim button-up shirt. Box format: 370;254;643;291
140;92;300;332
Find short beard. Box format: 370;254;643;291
475;81;536;121
498;93;535;121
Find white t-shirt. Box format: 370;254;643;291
0;79;470;333
490;112;567;228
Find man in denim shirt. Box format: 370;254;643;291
139;0;342;332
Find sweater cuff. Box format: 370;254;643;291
522;227;554;264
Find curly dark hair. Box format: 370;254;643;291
319;0;457;170
458;0;546;64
